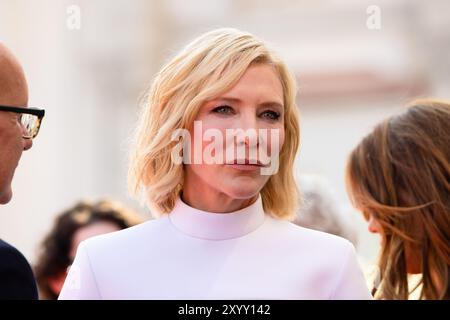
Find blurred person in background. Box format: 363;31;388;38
0;43;45;300
295;174;358;246
346;99;450;300
34;200;143;299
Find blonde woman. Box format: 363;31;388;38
346;99;450;299
59;28;371;299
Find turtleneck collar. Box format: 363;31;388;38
168;195;266;240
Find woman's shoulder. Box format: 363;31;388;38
264;216;355;252
262;217;363;283
79;216;171;254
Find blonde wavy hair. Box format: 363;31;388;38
346;99;450;299
128;28;301;219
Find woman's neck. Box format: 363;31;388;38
181;188;258;213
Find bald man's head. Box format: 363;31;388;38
0;43;28;106
0;43;31;204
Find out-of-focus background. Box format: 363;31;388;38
1;0;449;270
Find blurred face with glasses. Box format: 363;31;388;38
0;44;45;204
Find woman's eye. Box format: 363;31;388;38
261;110;281;120
212;105;233;115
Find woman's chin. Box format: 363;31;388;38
224;183;263;200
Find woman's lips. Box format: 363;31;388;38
224;159;268;171
224;163;263;171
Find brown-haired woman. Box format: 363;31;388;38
346;99;450;299
34;200;143;299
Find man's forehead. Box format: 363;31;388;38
0;43;28;106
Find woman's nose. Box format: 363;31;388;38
367;215;381;234
238;113;258;131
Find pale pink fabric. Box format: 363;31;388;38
59;195;372;300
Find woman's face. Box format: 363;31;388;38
367;214;382;235
69;221;121;260
48;221;122;298
366;213;422;274
184;63;285;202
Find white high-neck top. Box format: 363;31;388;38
59;195;371;300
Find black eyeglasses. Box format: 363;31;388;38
0;105;45;139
